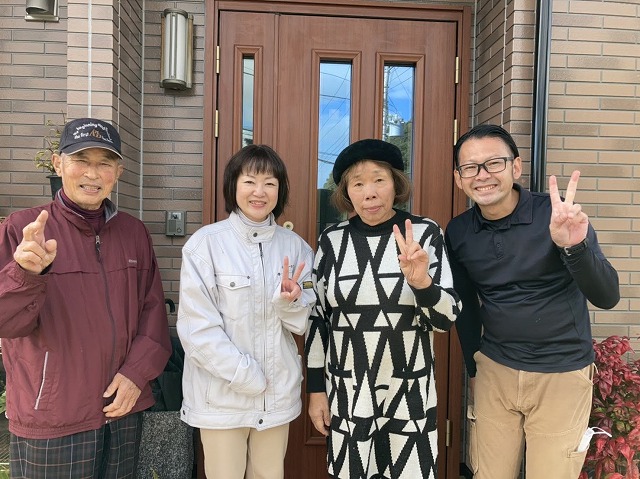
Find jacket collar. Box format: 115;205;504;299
229;210;276;243
472;183;533;232
52;190;118;230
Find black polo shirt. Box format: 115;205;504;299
445;184;619;377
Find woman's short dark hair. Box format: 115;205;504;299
331;160;412;214
223;144;290;219
453;124;520;167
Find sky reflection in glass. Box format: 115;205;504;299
317;63;414;188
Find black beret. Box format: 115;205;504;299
333;139;403;184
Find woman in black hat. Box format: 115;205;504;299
305;139;461;478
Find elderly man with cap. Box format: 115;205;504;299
0;118;171;478
305;139;461;478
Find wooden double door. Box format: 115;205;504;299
205;2;470;478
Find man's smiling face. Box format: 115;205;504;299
455;136;522;220
53;148;123;210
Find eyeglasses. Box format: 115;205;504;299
456;157;513;178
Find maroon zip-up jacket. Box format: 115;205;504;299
0;197;171;439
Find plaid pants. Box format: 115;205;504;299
10;412;143;479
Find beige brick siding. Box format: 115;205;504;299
1;1;68;206
141;1;206;312
550;0;640;349
471;0;640;352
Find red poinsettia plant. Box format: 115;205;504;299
580;336;640;479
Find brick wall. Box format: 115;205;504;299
549;0;640;347
1;0;68;208
472;0;535;181
141;0;206;320
66;0;143;216
472;0;640;350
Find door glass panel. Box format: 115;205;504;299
317;62;351;232
382;64;414;211
242;56;255;146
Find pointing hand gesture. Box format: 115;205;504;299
281;256;305;302
393;219;432;289
549;170;589;248
13;210;57;274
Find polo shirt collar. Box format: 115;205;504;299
472;183;533;232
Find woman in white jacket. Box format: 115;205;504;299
177;144;315;479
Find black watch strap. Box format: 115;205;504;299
562;238;588;256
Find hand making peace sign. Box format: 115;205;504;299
393;219;432;289
280;256;305;302
549;170;589;248
14;210;58;274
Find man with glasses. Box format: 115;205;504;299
444;124;619;479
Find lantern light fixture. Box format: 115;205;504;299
25;0;59;22
160;8;193;91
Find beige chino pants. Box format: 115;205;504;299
200;423;290;479
469;352;593;479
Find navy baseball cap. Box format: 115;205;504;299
59;118;123;159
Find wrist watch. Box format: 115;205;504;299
562;238;588;256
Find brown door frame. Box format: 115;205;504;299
204;0;471;225
202;2;472;478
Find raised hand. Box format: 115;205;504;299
281;256;305;302
393;219;432;289
13;210;57;274
549;170;588;248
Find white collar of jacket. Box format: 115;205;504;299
229;210;276;244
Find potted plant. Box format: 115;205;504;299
580;336;640;479
34;116;65;198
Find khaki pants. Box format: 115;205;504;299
200;424;290;479
469;352;593;479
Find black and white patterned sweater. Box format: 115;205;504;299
305;209;461;479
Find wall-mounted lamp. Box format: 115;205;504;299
161;9;193;91
25;0;59;22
